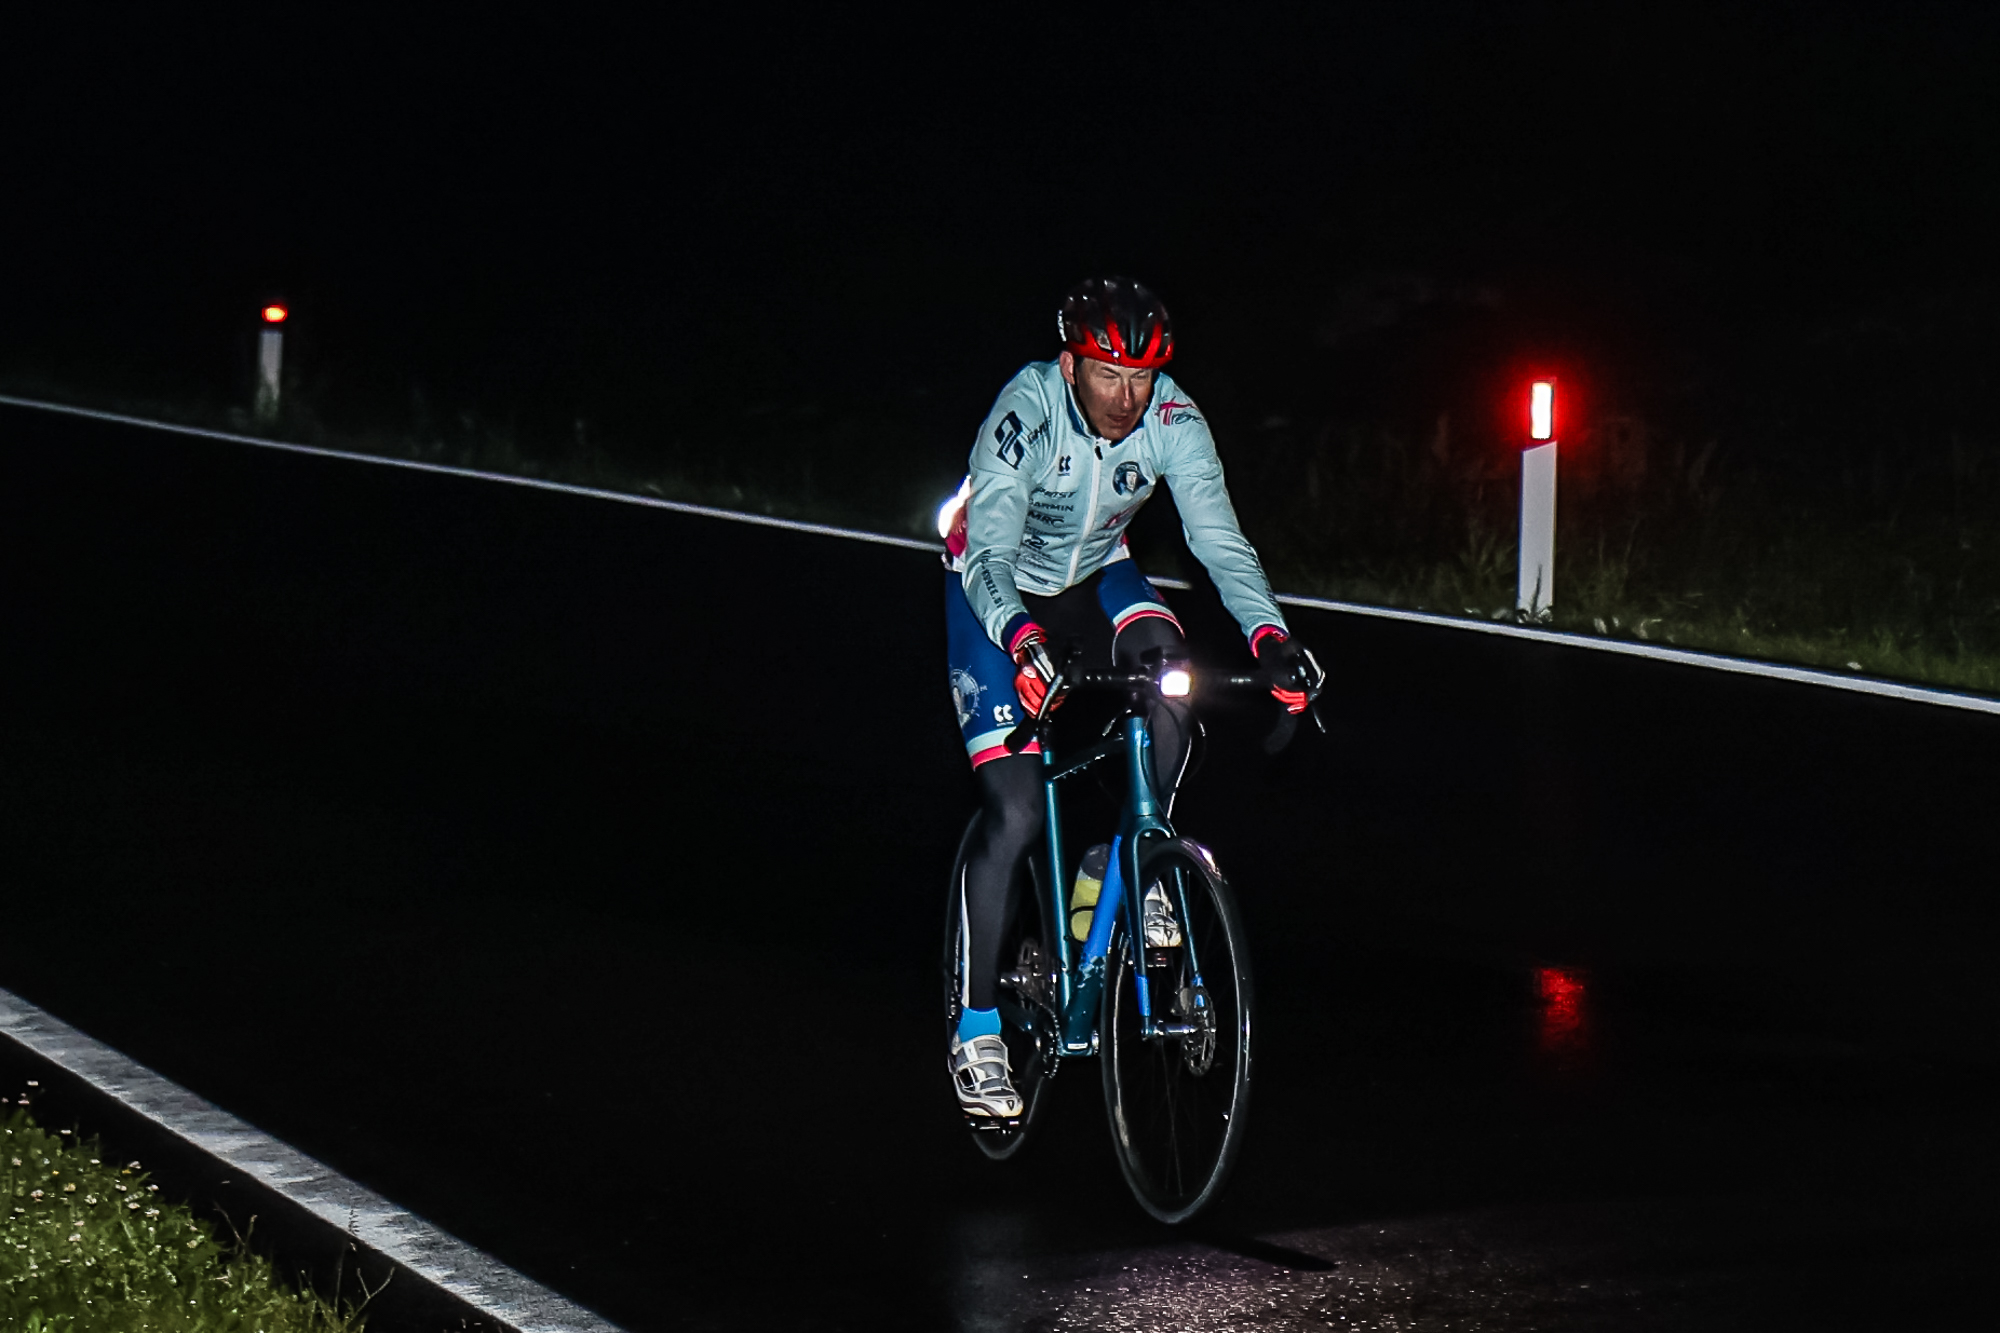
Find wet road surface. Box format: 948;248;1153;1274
5;404;1999;1330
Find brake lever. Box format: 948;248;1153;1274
1002;647;1078;755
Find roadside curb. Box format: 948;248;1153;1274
7;391;1998;719
0;987;623;1333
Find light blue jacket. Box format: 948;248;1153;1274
958;360;1288;649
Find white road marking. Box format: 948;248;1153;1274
0;394;937;554
0;987;622;1333
6;391;1997;717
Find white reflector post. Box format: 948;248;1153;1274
1518;441;1557;622
255;314;285;423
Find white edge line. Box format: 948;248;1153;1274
7;391;1997;719
0;394;938;555
0;986;622;1333
1267;592;2000;716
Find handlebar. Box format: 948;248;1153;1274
1001;659;1318;757
1069;669;1267;692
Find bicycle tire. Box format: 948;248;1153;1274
943;812;1060;1160
1101;835;1254;1222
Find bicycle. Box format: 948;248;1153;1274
944;647;1298;1223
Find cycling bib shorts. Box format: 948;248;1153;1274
945;559;1180;768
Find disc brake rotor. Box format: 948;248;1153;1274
1176;982;1218;1075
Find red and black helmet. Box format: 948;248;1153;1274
1058;276;1175;369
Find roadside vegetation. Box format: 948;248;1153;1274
2;1099;368;1332
1225;409;2000;695
10;339;2000;696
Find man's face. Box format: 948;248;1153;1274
1060;351;1156;443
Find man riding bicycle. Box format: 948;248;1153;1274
941;276;1323;1119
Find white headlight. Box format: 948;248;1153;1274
1159;668;1192;698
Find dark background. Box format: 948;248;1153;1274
9;13;2000;1317
6;4;1999;485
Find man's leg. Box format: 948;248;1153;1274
960;753;1041;1011
1098;562;1193;804
944;574;1042;1115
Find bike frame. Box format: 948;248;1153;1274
1034;701;1209;1057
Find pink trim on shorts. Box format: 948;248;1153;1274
971;739;1040;768
1112;606;1183;638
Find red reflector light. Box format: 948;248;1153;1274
1529;380;1555;441
262;305;289;324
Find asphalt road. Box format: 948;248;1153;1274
5;403;1998;1331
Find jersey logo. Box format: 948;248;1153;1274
1156;397;1201;427
993;411;1050;469
1058;454;1072;476
1112;461;1148;496
949;668;985;728
994;412;1026;469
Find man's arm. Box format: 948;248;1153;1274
1160;414;1289;644
960;379;1050;650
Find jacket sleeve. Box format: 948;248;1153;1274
960;375;1053;650
1160;409;1289;643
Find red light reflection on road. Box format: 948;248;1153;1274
1536;966;1588;1057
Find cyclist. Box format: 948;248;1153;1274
941;276;1322;1118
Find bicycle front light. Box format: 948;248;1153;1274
1159;666;1193;698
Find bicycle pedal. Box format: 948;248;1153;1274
967;1114;1026;1132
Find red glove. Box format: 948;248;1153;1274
1252;627;1324;714
1010;622;1063;719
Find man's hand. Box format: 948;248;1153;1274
1010;623;1064;719
1253;629;1325;714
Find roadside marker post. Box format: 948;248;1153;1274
256;304;287;422
1518;378;1557;622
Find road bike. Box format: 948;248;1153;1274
944;648;1290;1223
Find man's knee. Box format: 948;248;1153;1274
976;754;1044;854
1113;613;1186;665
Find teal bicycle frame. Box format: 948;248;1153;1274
1020;667;1257;1057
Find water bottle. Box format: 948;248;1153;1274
1070;844;1110;942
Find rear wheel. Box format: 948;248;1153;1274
943;814;1060;1159
1101;836;1253;1222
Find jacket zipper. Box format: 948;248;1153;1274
1068;441;1103;588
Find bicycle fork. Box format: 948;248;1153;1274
1057;713;1208;1054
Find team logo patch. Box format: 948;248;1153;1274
949;667;985;728
1156;398;1201;427
994;412;1026;469
1113;461;1148;496
1058;454;1072;476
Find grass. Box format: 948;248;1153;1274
1224;411;2000;694
2;1097;369;1332
10;362;2000;696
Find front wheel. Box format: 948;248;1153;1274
1101;836;1254;1222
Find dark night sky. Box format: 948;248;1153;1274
6;4;1999;454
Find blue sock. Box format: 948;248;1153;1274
957;1006;1001;1041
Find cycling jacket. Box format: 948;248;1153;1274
956;360;1288;651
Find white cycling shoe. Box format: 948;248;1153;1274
950;1032;1024;1118
1143;883;1184;948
